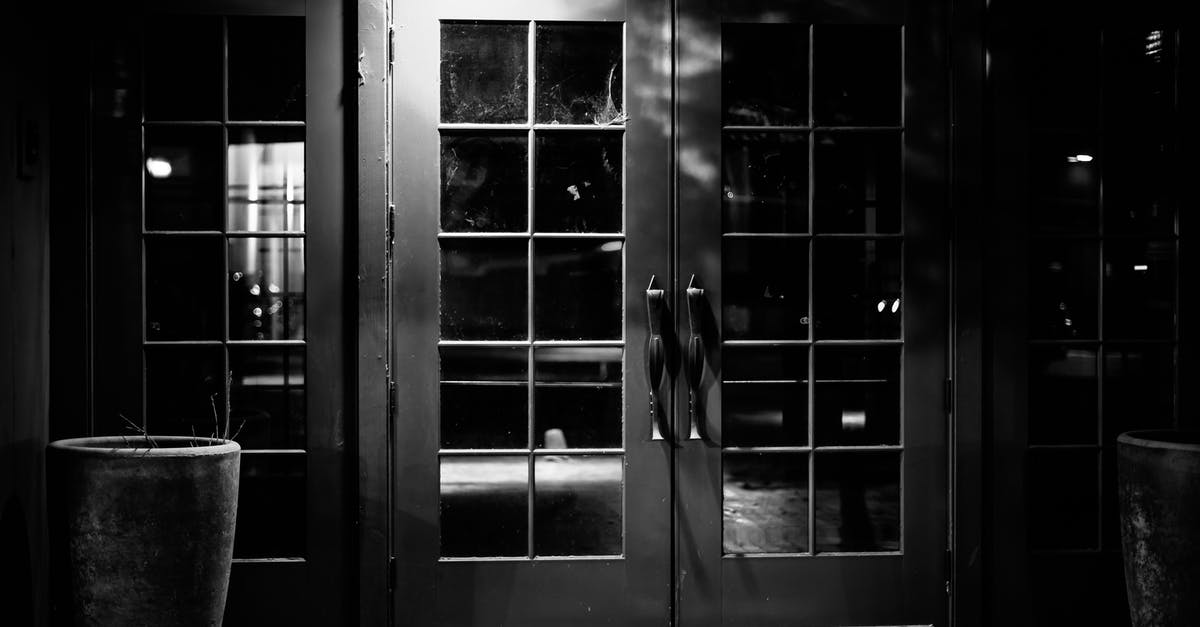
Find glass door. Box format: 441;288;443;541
673;0;949;625
391;0;672;625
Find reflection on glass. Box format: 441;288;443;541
146;126;223;230
145;345;224;436
441;134;527;232
722;239;809;340
441;22;528;124
1028;346;1097;445
1027;448;1098;550
440;456;529;557
814;132;901;234
814;346;900;446
235;453;306;558
228;17;305;121
723;453;808;554
535;387;621;449
1103;345;1174;442
440;239;527;340
229;238;305;341
723;347;808;447
534;239;622;340
534;455;622;555
441;346;528;382
441;384;527;449
1030;29;1100;131
144;16;221;120
722;133;808;233
1104;240;1176;339
227;127;305;232
535;133;622;233
229;347;305;449
814;452;900;552
813;25;901;126
722;24;808;126
1030;133;1099;233
535;347;621;382
536;23;624;125
146;236;223;340
1029;240;1097;339
813;239;901;339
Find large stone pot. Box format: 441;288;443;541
1118;430;1200;627
48;436;240;626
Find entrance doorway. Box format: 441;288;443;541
391;1;948;624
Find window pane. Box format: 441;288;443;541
534;455;622;556
229;238;305;341
534;347;623;450
1103;344;1174;442
228;17;305;121
1030;133;1100;234
1029;29;1100;131
1029;239;1098;339
534;239;622;340
723;453;809;554
145;126;223;231
723;132;808;233
722;239;809;340
441;133;528;233
723;347;808;447
144;16;221;121
227;127;305;232
229;346;305;449
145;345;224;436
814;346;900;446
441;384;527;449
441;22;528;124
813;132;901;234
536;23;623;125
722;24;808;127
535;132;622;233
146;236;223;340
1028;345;1098;445
813;239;901;339
814;452;900;552
235;453;306;558
813;26;901;126
440;346;528;381
441;456;528;557
1027;448;1098;550
1104;240;1176;339
440;239;528;340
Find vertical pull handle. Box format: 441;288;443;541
685;275;708;441
645;276;671;441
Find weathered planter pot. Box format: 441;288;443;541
1117;430;1200;627
48;436;240;627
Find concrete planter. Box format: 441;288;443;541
48;436;240;626
1117;430;1200;627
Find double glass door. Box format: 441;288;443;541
392;0;947;624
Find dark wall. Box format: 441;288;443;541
0;4;52;626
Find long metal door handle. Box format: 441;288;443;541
645;276;671;441
685;275;708;441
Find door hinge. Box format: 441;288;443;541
387;555;397;592
386;203;396;251
388;25;395;68
387;377;397;419
943;377;953;416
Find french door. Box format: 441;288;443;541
391;0;948;624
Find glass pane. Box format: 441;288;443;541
534;239;622;340
1029;240;1098;339
145;126;223;231
440;346;528;381
535;132;622;233
441;384;527;449
535;387;621;449
723;453;808;554
1030;133;1100;234
441;22;528;124
145;345;224;436
144;16;220;120
1104;240;1176;339
440;456;528;557
722;24;808;126
813;239;901;339
227;127;305;232
536;23;624;125
1027;448;1098;550
534;346;621;382
814;346;900;446
722;133;808;233
228;17;305;121
235;454;306;558
813;132;901;234
229;238;305;341
1103;344;1175;442
440;239;527;340
722;239;809;340
534;455;622;555
229;347;305;449
813;26;901;127
1028;345;1098;445
723;347;808;447
441;133;528;233
1030;29;1100;131
814;452;900;552
146;236;223;340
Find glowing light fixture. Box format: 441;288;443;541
1067;154;1094;163
1134;264;1149;272
145;157;172;178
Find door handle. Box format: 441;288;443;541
684;275;708;441
645;276;671;441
